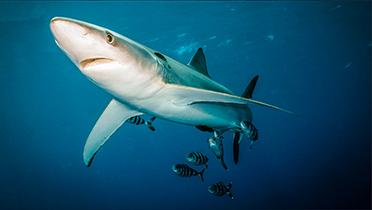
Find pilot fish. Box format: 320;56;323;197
208;181;233;199
126;116;156;131
172;164;205;182
208;136;228;171
240;121;258;150
186;151;209;169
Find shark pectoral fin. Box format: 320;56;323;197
166;84;298;116
83;99;142;167
245;98;299;116
166;84;251;106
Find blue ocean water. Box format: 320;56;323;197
0;1;371;209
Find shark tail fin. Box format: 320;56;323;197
145;117;156;132
242;75;259;99
227;182;234;199
199;168;206;182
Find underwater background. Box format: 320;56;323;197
0;1;371;209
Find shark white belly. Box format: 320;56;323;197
80;52;249;130
50;17;297;167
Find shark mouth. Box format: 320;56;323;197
80;58;116;69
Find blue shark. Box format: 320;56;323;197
50;17;297;167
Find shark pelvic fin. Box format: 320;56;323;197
233;132;244;165
83;99;142;167
188;48;211;78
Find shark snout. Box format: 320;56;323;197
50;17;91;67
50;17;116;71
50;17;88;43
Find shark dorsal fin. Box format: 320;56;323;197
241;75;259;99
188;48;211;78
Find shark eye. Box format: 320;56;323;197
106;32;114;44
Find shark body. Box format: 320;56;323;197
50;17;297;167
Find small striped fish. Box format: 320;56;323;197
208;181;233;199
240;121;258;150
126;116;156;131
186;151;209;169
172;164;205;182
